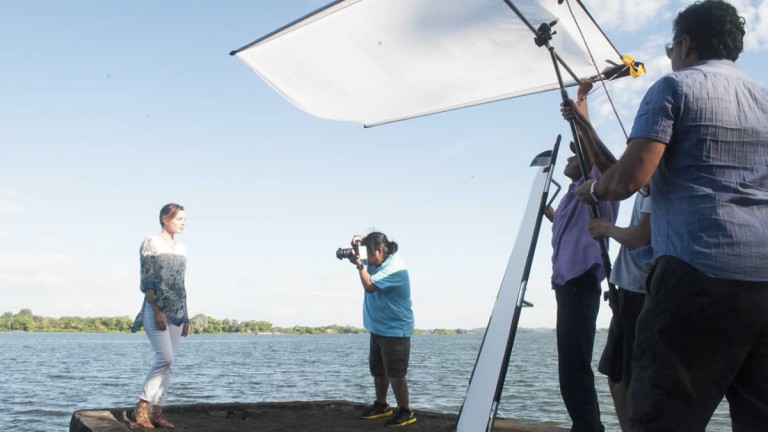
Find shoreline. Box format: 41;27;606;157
0;327;570;335
3;309;569;334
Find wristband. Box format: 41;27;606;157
356;263;364;270
589;180;600;204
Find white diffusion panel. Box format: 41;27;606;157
233;0;621;126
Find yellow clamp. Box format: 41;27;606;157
621;54;646;78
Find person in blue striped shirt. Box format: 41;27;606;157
575;1;768;429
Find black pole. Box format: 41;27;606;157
534;20;620;316
501;0;580;83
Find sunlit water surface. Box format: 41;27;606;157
0;331;730;431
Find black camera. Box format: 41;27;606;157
336;243;367;260
336;247;356;260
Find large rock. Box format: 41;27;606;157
70;400;568;431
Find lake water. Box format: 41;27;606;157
0;330;731;431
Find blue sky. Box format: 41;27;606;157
2;0;766;329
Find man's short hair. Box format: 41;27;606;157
674;0;745;61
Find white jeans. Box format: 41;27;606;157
140;302;183;406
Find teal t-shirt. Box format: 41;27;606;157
363;253;414;337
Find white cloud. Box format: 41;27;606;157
584;0;768;141
586;0;768;51
585;0;674;32
0;200;21;216
730;0;768;51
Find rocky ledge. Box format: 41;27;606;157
70;400;568;431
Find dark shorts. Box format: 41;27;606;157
369;333;410;378
597;287;645;386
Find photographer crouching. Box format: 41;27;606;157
340;232;416;427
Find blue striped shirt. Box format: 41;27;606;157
629;59;768;280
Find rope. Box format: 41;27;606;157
563;0;629;140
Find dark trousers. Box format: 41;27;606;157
555;270;604;432
629;256;768;432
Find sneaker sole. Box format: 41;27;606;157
360;410;394;420
386;417;417;427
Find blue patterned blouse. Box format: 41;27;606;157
130;235;188;332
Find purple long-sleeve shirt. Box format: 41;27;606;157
551;166;619;286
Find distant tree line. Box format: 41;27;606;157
186;314;367;335
0;309;368;335
426;328;469;335
0;309;471;335
1;309;134;332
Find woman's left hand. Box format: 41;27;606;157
153;309;168;331
182;322;190;337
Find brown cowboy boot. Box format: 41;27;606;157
151;405;175;429
133;400;155;429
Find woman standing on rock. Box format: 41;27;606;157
130;203;190;429
349;232;417;427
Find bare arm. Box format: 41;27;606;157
561;79;617;174
576;137;666;203
352;254;379;293
357;266;380;293
572;82;594;173
589;212;651;250
574;110;617;173
349;234;379;293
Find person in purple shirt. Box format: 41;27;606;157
545;79;619;432
575;1;768;429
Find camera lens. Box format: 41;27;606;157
336;247;354;260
